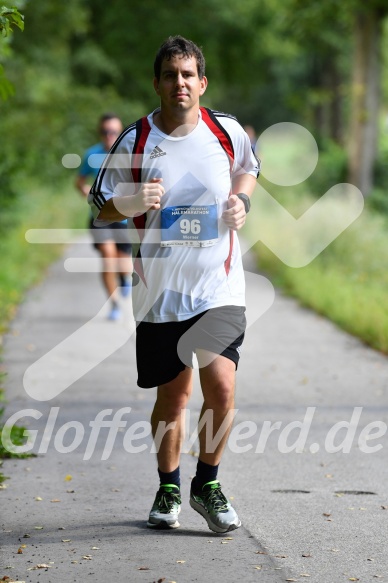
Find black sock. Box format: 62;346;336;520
192;459;219;493
158;466;180;489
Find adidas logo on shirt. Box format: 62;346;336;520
150;146;166;159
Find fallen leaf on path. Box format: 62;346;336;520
285;579;298;582
71;561;78;564
381;506;387;510
275;554;288;558
64;475;72;482
300;575;311;578
221;541;229;544
61;539;71;543
34;497;42;502
82;555;92;560
302;553;312;557
223;537;233;540
176;560;185;563
91;547;100;550
66;489;75;493
325;474;333;479
253;566;262;570
0;484;8;489
50;499;61;503
322;513;331;517
27;564;51;570
33;526;43;530
349;579;359;581
137;567;150;570
16;548;23;554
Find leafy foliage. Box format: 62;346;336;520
1;0;388;212
0;4;24;98
0;413;33;459
0;5;24;36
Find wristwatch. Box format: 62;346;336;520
236;193;251;214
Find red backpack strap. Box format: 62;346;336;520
131;116;152;287
200;107;236;275
200;107;235;172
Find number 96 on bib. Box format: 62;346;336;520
161;204;219;247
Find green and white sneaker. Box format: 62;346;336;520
147;484;181;529
190;480;241;533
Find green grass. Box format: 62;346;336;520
0;177;86;480
0;178;86;334
245;182;388;353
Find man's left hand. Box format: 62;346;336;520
221;195;246;231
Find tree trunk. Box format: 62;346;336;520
327;63;343;146
347;9;382;196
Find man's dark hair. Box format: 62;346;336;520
99;113;121;128
154;35;206;80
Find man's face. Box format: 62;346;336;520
153;55;207;113
100;118;123;150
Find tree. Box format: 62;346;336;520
347;3;388;196
0;5;24;99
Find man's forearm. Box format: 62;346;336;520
97;196;136;221
232;173;257;198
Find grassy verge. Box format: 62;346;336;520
0;178;86;334
0;177;86;482
245;182;388;353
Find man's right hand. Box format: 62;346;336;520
135;177;165;213
97;177;165;221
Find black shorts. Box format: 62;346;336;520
88;216;132;254
136;306;246;388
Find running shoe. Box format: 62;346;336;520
147;484;181;529
190;480;241;533
108;304;121;321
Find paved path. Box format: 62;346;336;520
1;238;388;583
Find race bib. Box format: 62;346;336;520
161;205;218;247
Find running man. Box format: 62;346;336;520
88;36;260;532
76;113;132;321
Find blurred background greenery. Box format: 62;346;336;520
1;0;388;349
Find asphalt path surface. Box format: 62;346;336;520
1;238;388;583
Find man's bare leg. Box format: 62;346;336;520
189;351;241;533
151;366;193;472
98;241;120;301
147;367;193;529
196;351;236;465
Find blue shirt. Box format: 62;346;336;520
79;143;107;180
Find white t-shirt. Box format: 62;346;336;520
89;108;260;323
